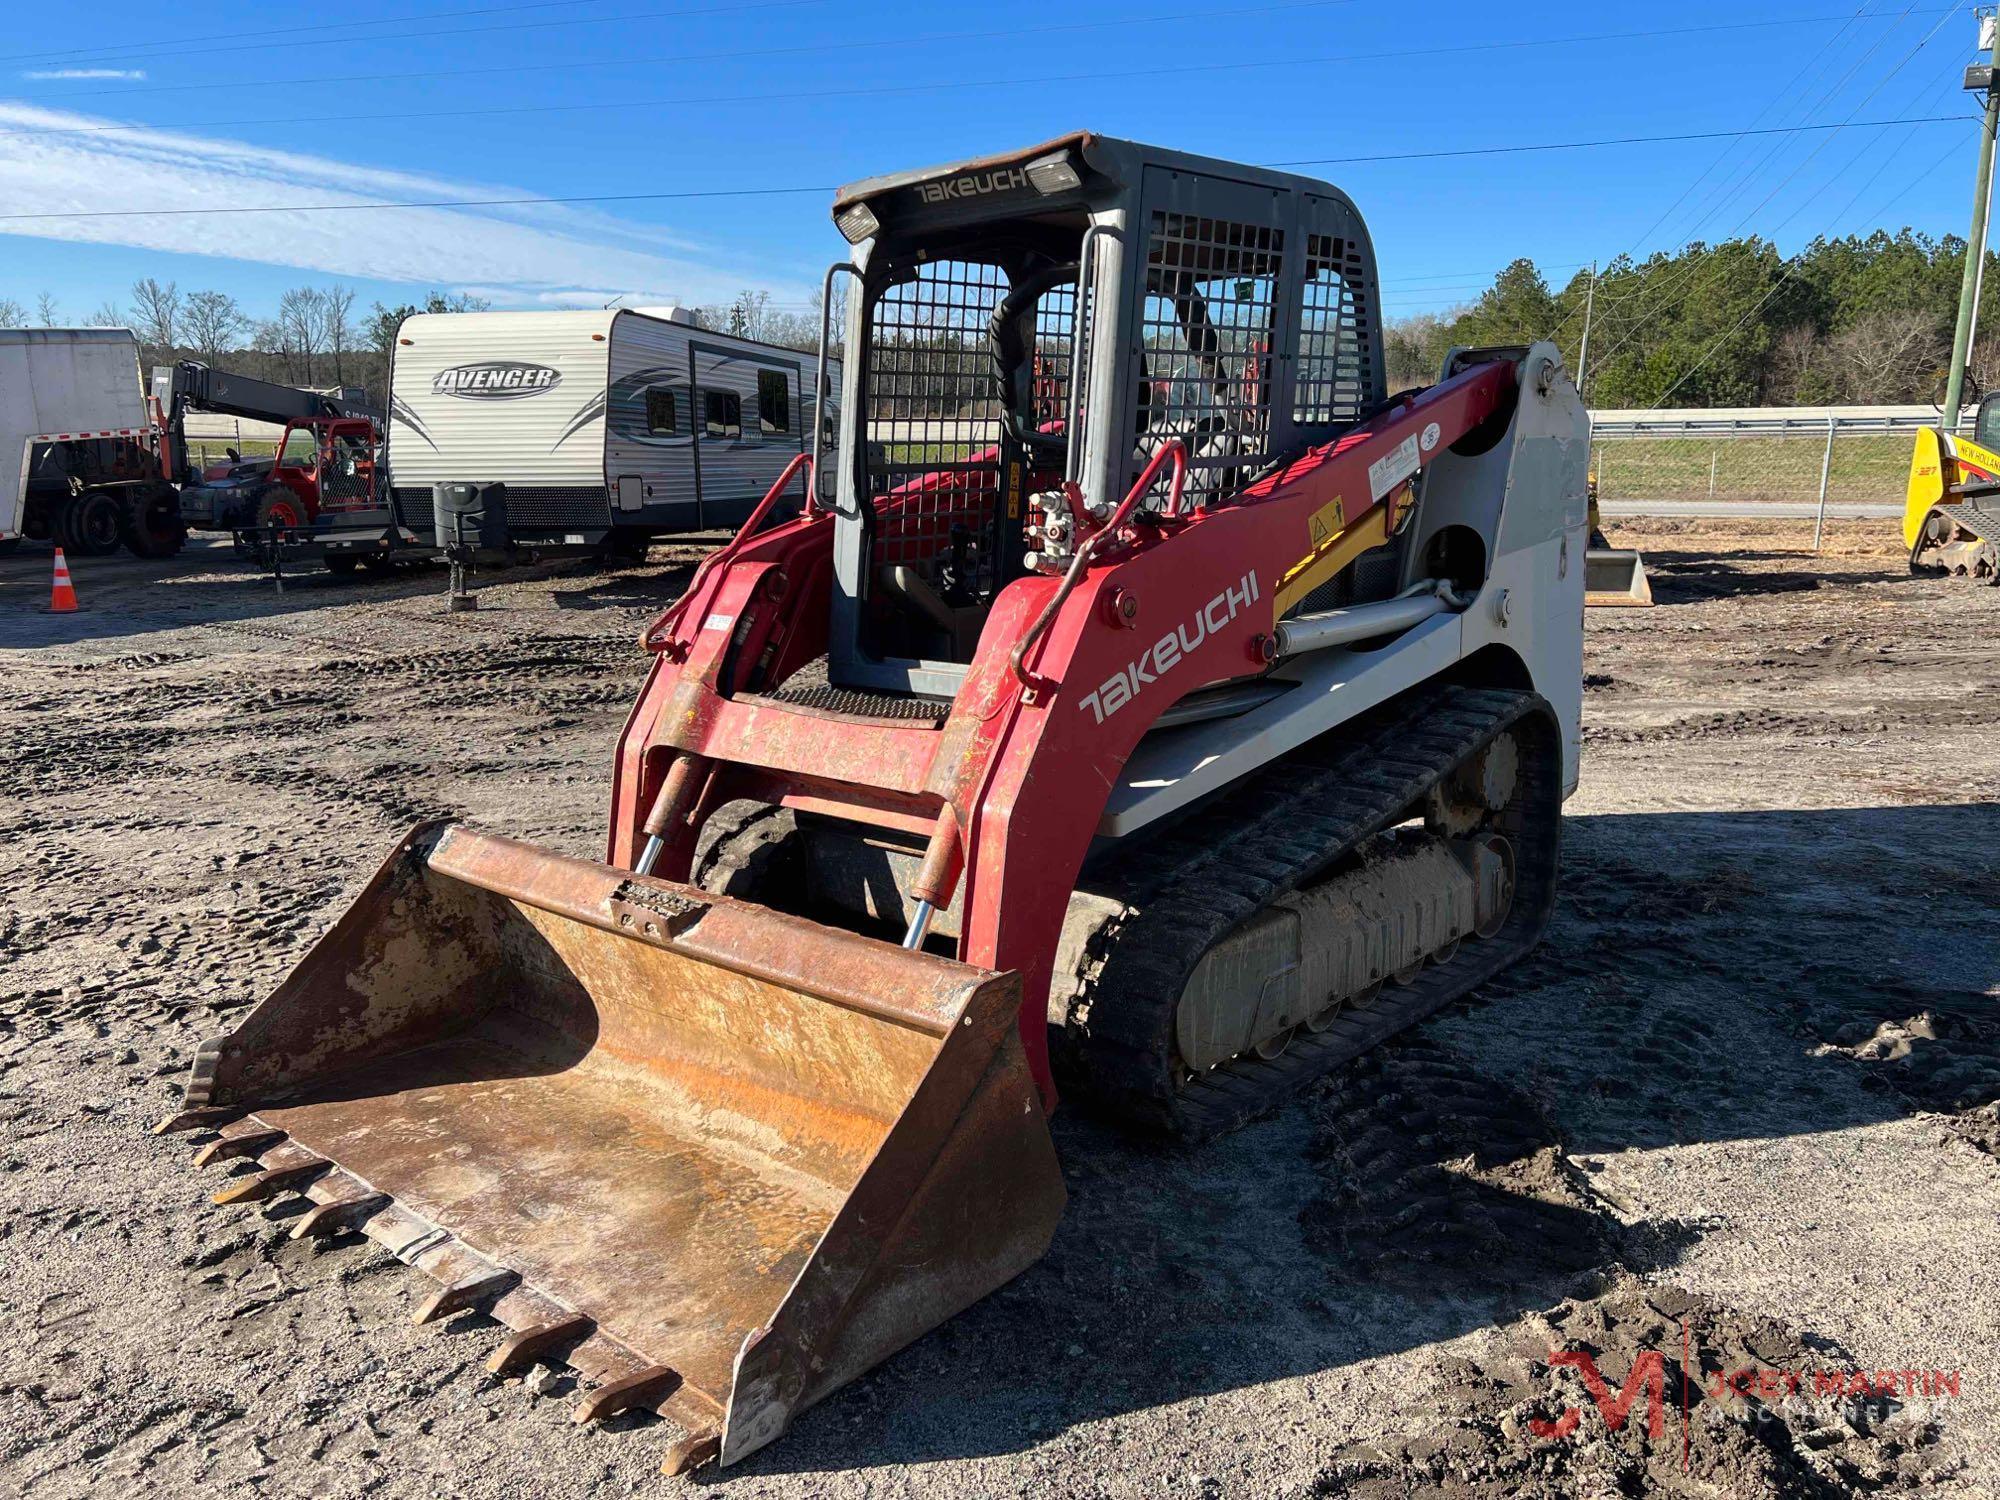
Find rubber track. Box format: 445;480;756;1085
1912;500;2000;575
1057;684;1563;1140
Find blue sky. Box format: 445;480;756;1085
0;0;1984;327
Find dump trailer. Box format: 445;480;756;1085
1;328;183;558
1905;392;2000;580
163;134;1587;1473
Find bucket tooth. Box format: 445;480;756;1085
290;1190;391;1240
662;1430;722;1477
211;1154;327;1205
193;1124;285;1168
573;1364;682;1425
155;1106;237;1136
413;1268;520;1326
487;1315;594;1377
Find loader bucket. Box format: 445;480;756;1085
1584;546;1654;607
166;822;1064;1472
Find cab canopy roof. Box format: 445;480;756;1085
830;131;1359;242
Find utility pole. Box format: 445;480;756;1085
1575;260;1598;399
1943;9;2000;432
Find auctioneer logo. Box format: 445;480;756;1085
432;361;563;400
1530;1325;1965;1474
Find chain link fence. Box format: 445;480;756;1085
1584;406;1928;516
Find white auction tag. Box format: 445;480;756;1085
1368;434;1421;500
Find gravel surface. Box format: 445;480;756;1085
0;519;1995;1497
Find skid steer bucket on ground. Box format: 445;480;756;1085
1584;546;1655;607
163;822;1064;1472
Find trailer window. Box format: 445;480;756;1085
758;370;790;434
704;390;741;439
645;387;677;435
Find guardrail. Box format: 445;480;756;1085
1586;403;1968;438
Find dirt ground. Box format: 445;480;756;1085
1;517;1995;1498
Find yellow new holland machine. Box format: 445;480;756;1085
1907;393;2000;580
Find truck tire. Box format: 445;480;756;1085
325;555;360;576
0;537;19;557
120;485;187;559
255;484;309;531
64;490;125;557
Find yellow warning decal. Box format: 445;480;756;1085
1273;494;1393;622
1307;495;1345;550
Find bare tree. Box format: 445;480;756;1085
323;284;357;385
183;290;247;364
1969;333;2000;402
250;319;290;381
0;298;24;328
275;286;327;385
1764;324;1827;405
1828;309;1945;403
34;292;58;327
85;300;123;327
129;276;181;352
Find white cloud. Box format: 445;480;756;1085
0;101;817;308
21;69;147;81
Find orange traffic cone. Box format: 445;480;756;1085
50;547;79;612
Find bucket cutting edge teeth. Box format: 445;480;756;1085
206;1170;713;1465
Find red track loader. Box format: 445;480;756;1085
162;135;1589;1473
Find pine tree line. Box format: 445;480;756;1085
1383;230;2000;409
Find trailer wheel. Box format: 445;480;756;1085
120;485;187;559
255;485;309;531
65;490;125;556
325;555;360;576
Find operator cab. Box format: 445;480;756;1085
816;132;1388;700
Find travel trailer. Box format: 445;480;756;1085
385;306;834;547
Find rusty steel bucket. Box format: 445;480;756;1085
1584;546;1655;607
164;822;1064;1473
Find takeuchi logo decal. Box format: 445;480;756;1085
432;361;562;400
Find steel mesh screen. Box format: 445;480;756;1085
1296;233;1372;426
865;260;1007;569
1031;283;1085;435
1136;211;1284;499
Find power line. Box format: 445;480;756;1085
1646;5;1967;406
1277;113;1965;167
1;16;1955;141
0;114;1974;224
2;0;625;64
1;0;833;69
1570;3;1943;372
11;4;1922;101
9;0;1368;101
1557;0;1910;350
1553;0;1884;346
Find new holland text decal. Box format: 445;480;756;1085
432;361;563;400
1078;571;1259;724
